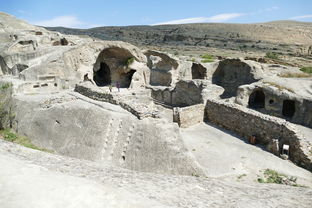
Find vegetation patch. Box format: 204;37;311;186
265;52;279;60
237;174;247;181
257;169;304;187
201;54;214;63
126;57;135;67
279;72;311;78
0;128;53;153
0;83;12;90
300;67;312;74
187;58;196;62
263;81;295;93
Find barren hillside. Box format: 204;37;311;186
47;21;312;56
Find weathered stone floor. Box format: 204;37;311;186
0;139;311;208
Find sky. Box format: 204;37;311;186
0;0;311;28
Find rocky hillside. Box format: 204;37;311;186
47;21;312;56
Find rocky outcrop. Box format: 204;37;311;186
145;50;179;86
236;82;312;128
212;58;264;98
151;80;224;107
7;91;204;176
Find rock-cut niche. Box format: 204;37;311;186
93;47;136;88
282;100;295;118
248;90;265;109
212;59;259;98
191;63;206;79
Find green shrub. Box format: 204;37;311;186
257;169;302;187
265;52;279;59
0;128;53;152
126;57;135;66
201;54;214;59
0;83;12;90
1;128;17;142
200;54;214;63
300;67;312;74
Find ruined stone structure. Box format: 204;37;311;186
205;98;312;171
173;104;205;128
212;58;264;98
236;82;312;128
93;47;138;88
0;12;311;176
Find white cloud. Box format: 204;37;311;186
264;6;279;12
32;15;84;28
207;13;245;22
290;14;312;20
153;13;244;25
18;10;31;15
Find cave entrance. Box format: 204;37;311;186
282;100;295;118
248;90;265;109
93;62;111;86
121;69;136;88
191;63;206;79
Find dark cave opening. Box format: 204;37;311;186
93;62;111;86
248;90;265;109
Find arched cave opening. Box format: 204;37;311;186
191;63;206;79
248;90;265;109
93;62;111;86
282;100;295;118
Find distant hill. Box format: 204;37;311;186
46;21;312;55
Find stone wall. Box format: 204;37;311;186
75;83;159;119
151;80;211;107
205;98;312;171
173;104;205;128
236;83;312;128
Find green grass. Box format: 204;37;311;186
200;54;215;63
257;169;304;187
265;52;279;60
0;83;12;90
300;67;312;74
0;128;53;153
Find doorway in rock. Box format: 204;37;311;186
93;62;111;86
248;90;265;109
191;63;206;79
282;100;295;118
121;69;136;88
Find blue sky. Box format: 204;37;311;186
1;0;311;28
